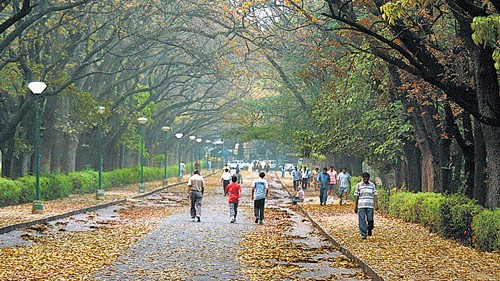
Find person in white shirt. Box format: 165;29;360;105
354;172;378;239
337;167;351;205
252;172;269;224
187;170;205;222
221;168;232;196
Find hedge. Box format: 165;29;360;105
0;164;182;208
380;189;498;252
346;177;498;251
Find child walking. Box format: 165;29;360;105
252;172;269;225
226;175;242;223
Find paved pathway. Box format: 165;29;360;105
93;172;368;280
94;192;252;280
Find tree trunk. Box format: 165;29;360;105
472;48;500;208
394;155;406;189
350;155;363;176
462;114;475;198
450;147;462;194
404;140;422;192
473;120;487;205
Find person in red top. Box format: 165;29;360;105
226;175;242;223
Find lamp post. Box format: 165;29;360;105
205;139;211;174
196;137;202;174
96;106;106;199
137;116;148;192
175;133;183;180
213;140;224;169
28;82;47;214
162;126;171;184
189;135;196;174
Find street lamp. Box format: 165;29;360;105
196;137;202;174
96;106;106;199
205;139;211;174
175;133;183;180
137;116;148;193
162;126;171;184
189;135;196;174
28;82;47;214
213;139;224;169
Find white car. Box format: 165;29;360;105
229;160;250;170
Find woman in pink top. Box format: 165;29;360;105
226;175;242;223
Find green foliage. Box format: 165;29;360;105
42;174;73;200
472;209;500;251
471;15;500;69
0;178;22;206
438;195;484;245
0;164;181;207
68;170;97;194
380;190;497;251
15;176;36;203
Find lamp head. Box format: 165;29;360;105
97;106;105;114
196;138;202;143
189;135;196;141
137;117;148;124
162;126;171;132
175;133;183;139
205;140;211;144
28;82;47;94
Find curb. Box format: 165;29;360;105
273;173;385;281
0;180;187;235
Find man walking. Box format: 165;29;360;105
337;167;351;205
316;167;330;206
179;160;185;180
354;172;378;239
292;166;301;191
327;166;337;203
221;168;232;196
252;172;269;225
187;170;205;222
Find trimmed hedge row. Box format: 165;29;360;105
0;164;182;208
346;177;498;251
377;189;499;252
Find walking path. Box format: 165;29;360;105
94;193;252;280
0;172;369;280
279;175;500;281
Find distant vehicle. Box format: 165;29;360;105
267;160;277;169
228;160;250;170
284;163;294;171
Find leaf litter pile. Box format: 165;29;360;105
0;179;169;228
0;183;188;281
237;206;368;280
299;197;500;280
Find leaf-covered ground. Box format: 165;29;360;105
0;181;189;280
288;178;500;281
0;178;172;228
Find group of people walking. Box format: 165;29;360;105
188;165;378;240
187;168;269;225
292;165;379;240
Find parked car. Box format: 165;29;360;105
228;160;250;170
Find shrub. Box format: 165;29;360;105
417;193;445;232
15;176;36;204
472;209;500;251
68;171;96;194
0;177;22;207
42;174;72;200
438;195;484;245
